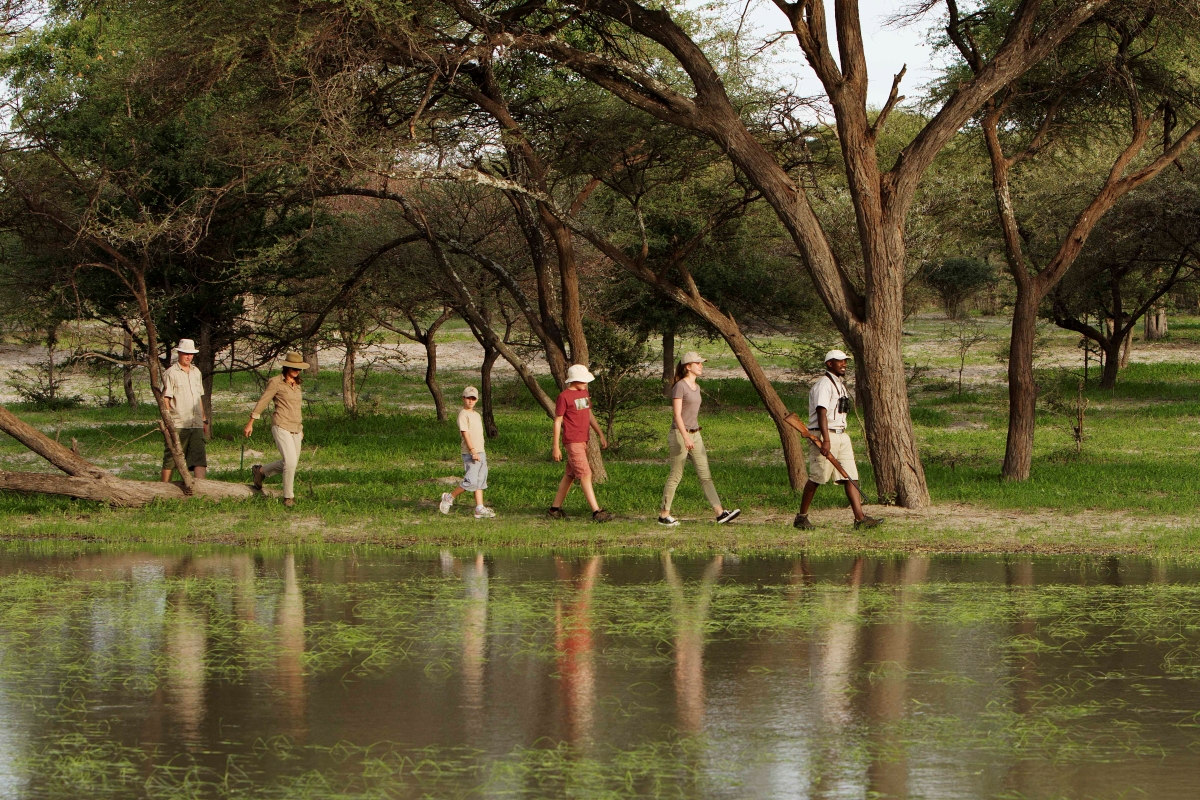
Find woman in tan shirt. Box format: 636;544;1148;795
244;351;307;506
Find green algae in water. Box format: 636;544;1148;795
2;550;1200;798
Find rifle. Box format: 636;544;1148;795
782;412;860;491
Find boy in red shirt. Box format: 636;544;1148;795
549;364;612;522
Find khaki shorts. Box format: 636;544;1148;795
806;432;859;485
163;427;207;471
564;441;592;481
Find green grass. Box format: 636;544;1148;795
4;335;1200;553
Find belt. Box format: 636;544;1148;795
686;427;701;433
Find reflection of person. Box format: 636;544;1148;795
549;365;612;522
662;552;723;733
555;556;602;744
160;338;209;482
658;352;739;526
794;350;881;530
244;351;307;507
440;387;495;518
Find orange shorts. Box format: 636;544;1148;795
564;441;592;481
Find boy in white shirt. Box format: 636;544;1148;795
440;387;495;519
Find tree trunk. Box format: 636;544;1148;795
852;313;928;505
661;328;675;397
424;318;448;423
122;330;137;408
1099;335;1122;390
0;403;257;506
480;340;500;439
301;311;320;377
585;432;608;485
1157;308;1168;338
198;323;215;431
0;470;259;505
342;338;357;415
1119;328;1132;369
1002;287;1040;481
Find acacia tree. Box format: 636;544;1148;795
939;0;1200;478
1046;166;1200;388
439;0;1131;507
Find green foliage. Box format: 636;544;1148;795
924;257;996;319
582;318;658;447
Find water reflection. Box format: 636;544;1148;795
2;548;1200;799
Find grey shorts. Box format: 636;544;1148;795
461;452;488;491
163;427;207;471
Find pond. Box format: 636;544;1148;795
1;545;1198;798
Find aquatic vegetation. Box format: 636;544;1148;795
1;548;1200;797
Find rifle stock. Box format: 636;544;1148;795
782;412;853;483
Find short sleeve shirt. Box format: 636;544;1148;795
808;372;849;432
162;363;205;429
458;408;485;454
670;380;702;431
555;388;592;444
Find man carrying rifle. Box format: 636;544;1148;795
793;350;882;530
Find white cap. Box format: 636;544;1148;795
462;386;479;399
176;338;200;354
565;364;595;384
824;349;849;363
680;351;707;365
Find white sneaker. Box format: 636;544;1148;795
439;492;453;514
474;506;496;519
658;515;680;527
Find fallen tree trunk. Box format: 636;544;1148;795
0;403;259;507
0;470;261;506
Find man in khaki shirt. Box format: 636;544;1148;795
160;338;209;481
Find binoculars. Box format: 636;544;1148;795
836;396;852;414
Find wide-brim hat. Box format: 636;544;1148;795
175;338;200;354
565;364;595;384
680;351;707;365
279;351;310;370
824;349;850;363
462;386;479;399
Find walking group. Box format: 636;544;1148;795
437;349;882;529
161;338;881;528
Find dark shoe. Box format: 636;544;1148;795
658;515;680;527
592;509;613;523
854;515;882;529
252;464;264;489
793;513;815;530
283;498;295;508
546;507;566;520
715;509;741;524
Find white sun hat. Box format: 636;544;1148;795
175;338;200;354
680;351;707;365
565;364;595;384
824;349;850;363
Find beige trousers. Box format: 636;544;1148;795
264;426;303;499
661;429;723;514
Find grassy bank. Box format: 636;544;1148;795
3;345;1200;553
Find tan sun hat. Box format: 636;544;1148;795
680;351;707;366
462;386;479;399
279;351;310;370
565;364;595;384
175;338;200;354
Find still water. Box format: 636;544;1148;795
1;546;1199;799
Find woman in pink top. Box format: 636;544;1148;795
658;352;739;526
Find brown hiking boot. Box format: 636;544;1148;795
283;498;295;508
854;515;882;529
793;513;815;530
251;464;264;490
592;509;613;523
546;507;566;520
